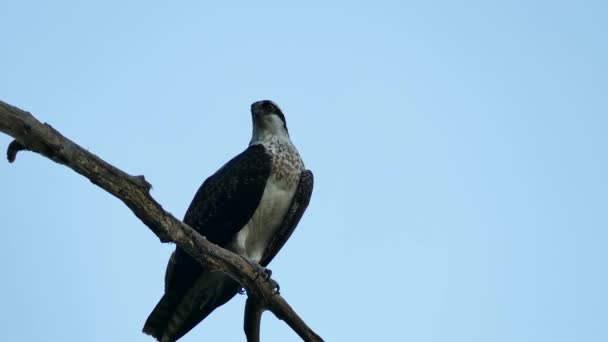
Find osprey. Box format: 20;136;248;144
143;100;314;342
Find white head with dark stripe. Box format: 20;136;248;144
250;100;290;144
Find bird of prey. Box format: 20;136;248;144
142;100;314;342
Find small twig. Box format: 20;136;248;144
7;139;27;162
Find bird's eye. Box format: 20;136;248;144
263;102;275;112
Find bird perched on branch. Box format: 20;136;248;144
143;100;314;342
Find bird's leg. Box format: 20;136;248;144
238;255;281;294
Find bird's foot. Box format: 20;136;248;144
239;256;281;294
252;265;280;294
253;266;272;281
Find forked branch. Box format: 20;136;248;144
0;100;323;342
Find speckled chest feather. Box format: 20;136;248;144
266;139;304;187
229;138;304;263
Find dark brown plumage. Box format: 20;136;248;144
143;101;313;342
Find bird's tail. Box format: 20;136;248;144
143;272;240;342
142;292;180;341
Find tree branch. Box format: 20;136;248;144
244;297;264;342
0;100;324;342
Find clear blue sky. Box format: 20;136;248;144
1;1;607;341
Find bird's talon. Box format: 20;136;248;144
251;265;273;282
261;268;272;281
266;278;280;294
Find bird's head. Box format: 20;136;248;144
250;100;289;142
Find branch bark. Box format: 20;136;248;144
0;100;324;342
244;297;264;342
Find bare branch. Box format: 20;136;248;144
0;100;324;342
244;297;264;342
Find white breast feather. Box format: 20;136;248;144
231;137;303;263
